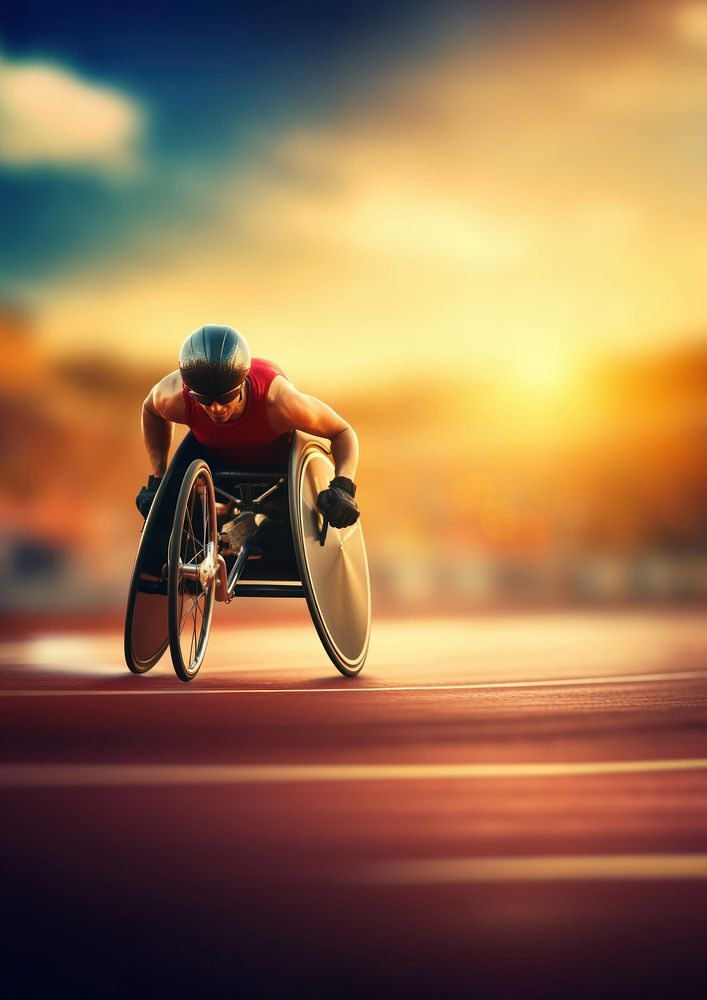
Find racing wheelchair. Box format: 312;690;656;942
124;431;371;681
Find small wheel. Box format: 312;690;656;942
167;460;218;682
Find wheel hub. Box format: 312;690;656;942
180;541;218;589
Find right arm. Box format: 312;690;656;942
141;370;187;476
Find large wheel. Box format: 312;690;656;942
124;434;206;676
124;498;168;674
124;483;169;674
167;460;219;682
289;432;371;676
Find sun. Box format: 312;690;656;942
511;351;574;395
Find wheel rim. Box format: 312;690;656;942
288;436;371;675
173;470;216;677
300;450;370;667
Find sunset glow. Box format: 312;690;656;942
6;1;701;391
1;1;706;610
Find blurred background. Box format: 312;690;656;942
1;0;706;620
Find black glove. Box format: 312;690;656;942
136;475;162;518
316;476;360;529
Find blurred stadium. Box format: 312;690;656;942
1;302;705;617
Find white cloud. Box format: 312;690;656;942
35;9;707;384
0;50;146;177
288;188;527;266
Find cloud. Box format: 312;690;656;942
0;50;146;177
34;3;707;385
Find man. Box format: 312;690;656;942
135;324;360;529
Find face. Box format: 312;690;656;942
192;383;245;423
200;399;240;422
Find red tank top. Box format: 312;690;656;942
182;358;291;468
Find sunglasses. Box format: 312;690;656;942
190;383;244;407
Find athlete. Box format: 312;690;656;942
135;324;360;530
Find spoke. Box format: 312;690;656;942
179;588;201;634
185;475;213;671
190;592;203;665
179;602;197;638
188;543;207;566
172;471;214;677
182;487;207;565
197;484;210;556
194;601;203;660
185;502;196;555
184;607;196;659
186;495;205;558
189;605;196;665
185;542;207;566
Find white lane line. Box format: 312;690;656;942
1;758;706;788
356;854;707;884
1;668;706;698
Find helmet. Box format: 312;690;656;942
179;324;251;400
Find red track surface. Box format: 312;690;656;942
2;610;707;998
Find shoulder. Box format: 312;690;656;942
252;357;289;385
265;372;298;410
145;370;187;423
266;369;294;397
264;375;306;433
259;358;295;411
265;378;351;438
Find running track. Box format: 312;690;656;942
2;609;706;998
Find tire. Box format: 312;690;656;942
167;460;218;682
125;433;206;676
124;480;172;674
288;433;371;677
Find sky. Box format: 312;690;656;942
1;0;707;389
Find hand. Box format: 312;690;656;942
316;476;360;529
135;475;162;518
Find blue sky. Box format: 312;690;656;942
2;0;706;386
0;0;496;292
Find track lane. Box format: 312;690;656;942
2;611;706;997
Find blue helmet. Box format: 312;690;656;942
179;324;251;398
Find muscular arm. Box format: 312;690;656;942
267;378;359;480
141;370;187;476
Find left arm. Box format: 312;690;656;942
267;378;359;480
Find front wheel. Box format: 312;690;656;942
167;460;218;682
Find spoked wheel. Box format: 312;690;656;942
168;460;218;682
